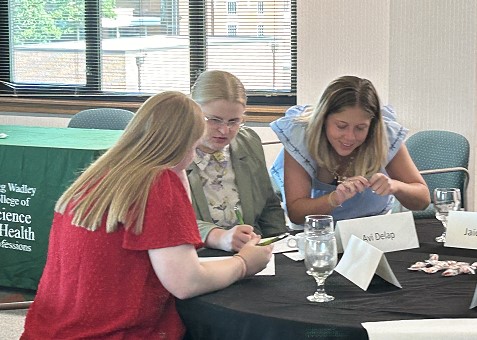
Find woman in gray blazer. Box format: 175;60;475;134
187;70;286;252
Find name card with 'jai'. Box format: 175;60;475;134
445;211;477;250
335;211;418;253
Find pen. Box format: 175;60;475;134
234;206;244;224
258;233;290;246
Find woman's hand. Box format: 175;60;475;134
368;173;394;195
236;236;273;276
334;176;369;204
210;225;258;252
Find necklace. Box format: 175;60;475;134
331;156;354;184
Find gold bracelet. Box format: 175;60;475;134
327;191;342;209
233;254;248;279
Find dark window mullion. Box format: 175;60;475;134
84;0;101;92
189;0;206;90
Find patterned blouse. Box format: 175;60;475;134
194;146;242;227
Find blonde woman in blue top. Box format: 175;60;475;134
270;76;430;224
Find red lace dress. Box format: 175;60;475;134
21;170;203;339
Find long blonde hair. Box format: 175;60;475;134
191;70;247;106
55;91;205;234
303;76;387;177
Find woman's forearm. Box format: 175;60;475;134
149;246;244;300
286;194;335;224
393;181;431;211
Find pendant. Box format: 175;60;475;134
335;175;347;185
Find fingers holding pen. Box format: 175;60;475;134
229;225;257;252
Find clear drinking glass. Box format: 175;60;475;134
433;188;461;243
304;215;334;236
304;233;338;302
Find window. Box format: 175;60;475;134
258;1;264;14
0;0;297;105
227;24;237;36
257;25;264;37
227;1;237;15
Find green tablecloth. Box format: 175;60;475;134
0;125;122;290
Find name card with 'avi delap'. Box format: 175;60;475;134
445;211;477;250
335;211;418;253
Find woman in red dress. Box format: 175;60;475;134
21;91;272;339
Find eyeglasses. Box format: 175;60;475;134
204;116;244;129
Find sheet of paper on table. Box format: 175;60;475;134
199;254;275;275
362;318;477;340
267;235;296;253
282;251;304;261
266;235;304;260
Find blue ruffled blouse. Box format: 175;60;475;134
270;105;408;222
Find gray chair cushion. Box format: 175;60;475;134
68;108;134;130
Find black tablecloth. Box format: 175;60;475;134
176;219;477;340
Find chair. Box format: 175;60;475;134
68;108;134;130
403;130;470;219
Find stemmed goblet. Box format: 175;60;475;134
433;187;461;243
304;233;338;302
304;215;334;236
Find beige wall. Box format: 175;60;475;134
298;0;476;210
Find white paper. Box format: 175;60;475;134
375;255;401;288
335;212;418;253
282;251;304;261
362;319;477;340
267;236;297;254
199;254;275;276
335;235;401;291
445;211;477;250
257;235;304;254
335;235;382;290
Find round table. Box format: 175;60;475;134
177;219;477;340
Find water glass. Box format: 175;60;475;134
304;233;338;302
433;187;461;242
304;215;334;236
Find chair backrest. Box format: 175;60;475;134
405;130;470;219
68;108;135;130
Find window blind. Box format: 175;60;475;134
0;0;296;103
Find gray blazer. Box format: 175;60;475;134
187;127;286;241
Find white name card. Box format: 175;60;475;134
445;211;477;250
335;235;401;291
335;211;418;253
471;284;477;309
